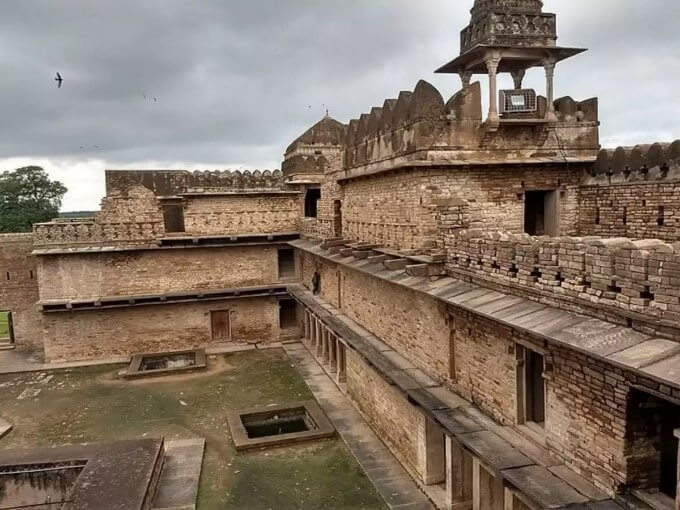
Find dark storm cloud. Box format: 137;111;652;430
0;0;678;209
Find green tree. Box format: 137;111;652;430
0;166;67;233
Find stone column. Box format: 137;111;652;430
473;458;503;510
446;436;473;510
336;339;346;383
310;316;317;348
485;53;501;127
460;70;473;89
329;333;337;373
316;321;323;357
421;419;446;485
303;311;310;342
543;59;557;122
321;328;330;363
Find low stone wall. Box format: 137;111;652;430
33;220;163;248
446;230;680;333
41;296;281;362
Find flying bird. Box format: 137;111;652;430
55;72;63;88
153;97;158;102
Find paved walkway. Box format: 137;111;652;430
153;439;205;510
284;342;434;510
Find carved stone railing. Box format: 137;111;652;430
33;220;164;248
446;230;680;333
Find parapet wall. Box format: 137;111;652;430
105;169;285;196
579;140;680;241
446;230;680;335
340;80;599;179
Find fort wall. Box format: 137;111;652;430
183;194;300;235
42;296;281;361
0;234;41;351
447;230;680;335
37;246;290;301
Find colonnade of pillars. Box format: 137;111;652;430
302;308;346;384
424;420;531;510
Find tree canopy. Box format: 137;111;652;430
0;166;67;233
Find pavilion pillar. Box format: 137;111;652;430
460;70;473;89
485;53;501;127
543;59;557;122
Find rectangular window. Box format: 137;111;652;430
163;202;185;233
278;248;296;279
210;310;230;340
658;206;665;227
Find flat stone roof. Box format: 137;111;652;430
290;239;680;394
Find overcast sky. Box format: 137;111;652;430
0;0;678;211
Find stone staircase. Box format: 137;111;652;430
0;338;14;351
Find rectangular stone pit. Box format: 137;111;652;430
123;348;207;379
228;400;335;451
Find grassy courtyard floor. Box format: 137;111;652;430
0;349;387;509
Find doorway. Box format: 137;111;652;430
163;202;185;233
210;310;231;340
524;190;558;236
0;311;14;345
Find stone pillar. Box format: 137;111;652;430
421;419;446;485
511;69;525;90
336;339;346;383
316;321;323;357
543;59;557;122
329;333;337;373
460;70;473;89
473;458;503;510
310;316;317;348
485;53;501;127
446;436;473;510
321;328;330;364
303;311;310;342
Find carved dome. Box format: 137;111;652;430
285;114;347;156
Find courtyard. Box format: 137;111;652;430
0;348;387;510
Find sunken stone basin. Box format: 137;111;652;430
227;400;335;451
123;348;207;379
0;461;85;509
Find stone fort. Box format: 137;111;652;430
2;1;680;509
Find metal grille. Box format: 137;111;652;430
500;89;537;114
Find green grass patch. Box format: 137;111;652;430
0;349;387;510
0;311;9;339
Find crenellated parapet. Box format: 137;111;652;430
105;169;285;196
446;230;680;335
339;80;599;180
587;140;680;181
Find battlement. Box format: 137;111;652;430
446;230;680;335
105;169;285;196
588;140;680;181
339;80;599;180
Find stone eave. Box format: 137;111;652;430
39;284;289;313
436;45;587;74
290;239;680;393
32;232;300;256
336;151;596;182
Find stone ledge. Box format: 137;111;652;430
287;284;621;510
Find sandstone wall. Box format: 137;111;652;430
300;251;450;382
337;166;582;251
298;248;675;494
0;234;41;351
42;296;280;361
37;246;287;301
183;195;300;235
346;349;426;480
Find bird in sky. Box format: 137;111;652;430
153;97;158;102
55;72;63;88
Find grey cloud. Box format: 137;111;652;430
0;0;678;209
